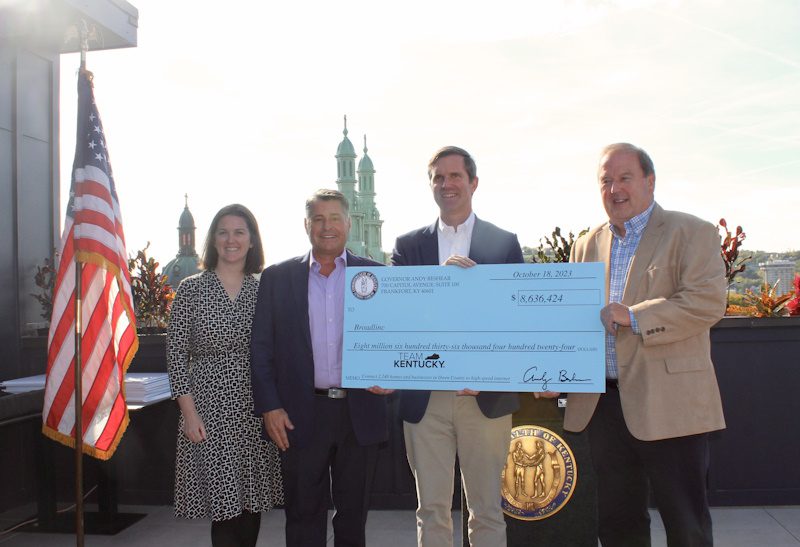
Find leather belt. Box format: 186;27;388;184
314;387;347;399
605;379;619;390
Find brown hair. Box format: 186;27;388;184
201;204;265;274
427;146;477;181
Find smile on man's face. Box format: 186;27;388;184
598;149;654;233
305;199;351;259
430;154;477;225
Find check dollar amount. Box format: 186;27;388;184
514;292;565;304
342;262;606;392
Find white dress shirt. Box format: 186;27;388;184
437;212;475;264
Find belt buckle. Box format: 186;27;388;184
328;388;346;399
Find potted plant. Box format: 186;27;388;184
783;274;799;317
733;281;794;318
128;243;175;333
717;218;752;312
530;226;589;264
30;255;57;335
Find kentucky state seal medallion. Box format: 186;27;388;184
350;271;378;300
500;425;577;521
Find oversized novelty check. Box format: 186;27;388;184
342;262;605;392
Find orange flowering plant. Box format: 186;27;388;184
787;274;800;317
737;281;794;318
128;243;175;330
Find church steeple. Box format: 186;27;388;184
163;194;201;287
355;134;384;261
357;134;375;195
333;118;386;263
178;193;197;257
335;115;357;210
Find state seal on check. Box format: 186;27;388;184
500;425;577;521
351;271;378;300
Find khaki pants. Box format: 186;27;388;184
404;391;511;547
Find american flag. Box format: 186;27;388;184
42;70;139;460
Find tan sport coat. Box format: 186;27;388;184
564;204;727;441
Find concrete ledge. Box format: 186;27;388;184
0;0;138;52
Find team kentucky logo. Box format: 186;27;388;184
351;271;379;300
500;425;577;521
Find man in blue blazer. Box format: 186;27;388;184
392;146;523;547
251;189;388;547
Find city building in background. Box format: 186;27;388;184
162;195;201;288
334;116;387;263
759;259;795;296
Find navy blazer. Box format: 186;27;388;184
250;250;388;449
391;216;524;423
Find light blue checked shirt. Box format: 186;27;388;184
605;201;655;379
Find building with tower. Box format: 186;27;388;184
759;258;795;297
335;116;387;263
163;195;201;288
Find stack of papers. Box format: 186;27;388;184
0;374;45;394
124;373;171;404
0;373;172;407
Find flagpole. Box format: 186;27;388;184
72;22;88;547
74;256;84;547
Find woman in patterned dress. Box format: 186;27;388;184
167;204;283;547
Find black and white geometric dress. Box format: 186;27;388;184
167;270;283;521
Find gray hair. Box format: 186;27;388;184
305;188;350;218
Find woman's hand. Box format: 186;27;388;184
177;394;207;443
182;411;207;443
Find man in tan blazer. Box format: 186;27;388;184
564;143;726;547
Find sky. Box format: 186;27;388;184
58;0;800;267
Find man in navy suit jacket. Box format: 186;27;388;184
392;146;523;547
251;189;387;547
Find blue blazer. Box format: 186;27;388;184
391;216;524;423
250;250;388;448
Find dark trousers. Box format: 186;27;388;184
588;388;713;547
210;511;261;547
281;396;377;547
